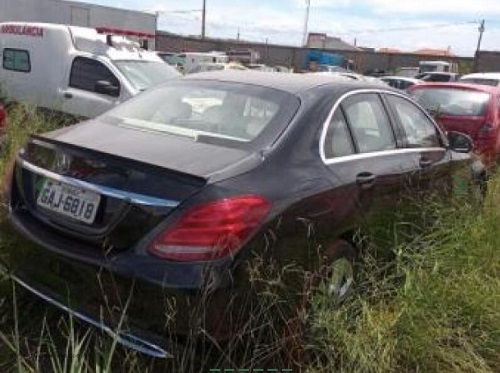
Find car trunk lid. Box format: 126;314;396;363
11;122;258;254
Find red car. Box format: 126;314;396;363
0;104;6;134
409;83;500;168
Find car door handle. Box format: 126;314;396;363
63;92;73;99
419;157;434;168
356;172;377;189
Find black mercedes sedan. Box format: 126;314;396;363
1;71;484;358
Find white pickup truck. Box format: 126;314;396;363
0;22;180;118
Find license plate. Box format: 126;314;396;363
36;178;101;224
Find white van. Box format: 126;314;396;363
0;22;180;118
174;52;229;74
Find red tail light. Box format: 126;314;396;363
148;195;271;262
0;104;6;134
477;123;495;138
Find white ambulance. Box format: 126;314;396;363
0;22;181;118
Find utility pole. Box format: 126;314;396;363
201;0;206;39
474;19;485;72
302;0;311;46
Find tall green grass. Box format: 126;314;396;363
0;105;499;372
307;188;500;373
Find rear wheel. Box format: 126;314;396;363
281;240;357;363
313;239;357;308
278;239;358;366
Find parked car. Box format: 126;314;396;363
415;72;460;82
380;76;422;91
155;51;176;64
459;72;500;87
187;62;248;74
274;65;294;73
397;67;421;78
0;22;181;118
247;64;276;72
312;71;384;84
363;68;388;77
409;82;500;168
174;52;229;74
3;71;483;358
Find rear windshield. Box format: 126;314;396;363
101;80;299;148
459;78;500;87
411;88;490;117
114;60;181;91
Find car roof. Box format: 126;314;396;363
461;72;500;79
381;76;421;82
409;82;500;94
183;70;385;94
419;72;458;76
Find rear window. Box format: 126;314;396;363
101;80;299;148
411;88;490;117
459;78;500;87
419;74;452;82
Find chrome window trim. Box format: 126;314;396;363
319;89;447;164
11;275;171;359
20;158;180;208
323;147;445;166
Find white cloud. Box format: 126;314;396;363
365;0;500;15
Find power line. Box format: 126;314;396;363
337;20;479;36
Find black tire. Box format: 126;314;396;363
281;239;358;365
311;239;357;309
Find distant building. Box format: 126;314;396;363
0;0;156;46
378;48;402;54
306;32;359;51
226;48;261;64
358;46;376;52
413;48;455;57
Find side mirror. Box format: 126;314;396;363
95;80;120;97
447;131;473;153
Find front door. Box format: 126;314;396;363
385;93;452;200
61;57;123;118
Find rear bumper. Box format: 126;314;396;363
11;275;171;358
1;207;251;355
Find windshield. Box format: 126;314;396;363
101;80;299;147
114;60;181;91
411;88;490;117
460;78;500;87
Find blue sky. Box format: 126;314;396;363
82;0;500;56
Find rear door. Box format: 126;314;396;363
322;92;408;247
